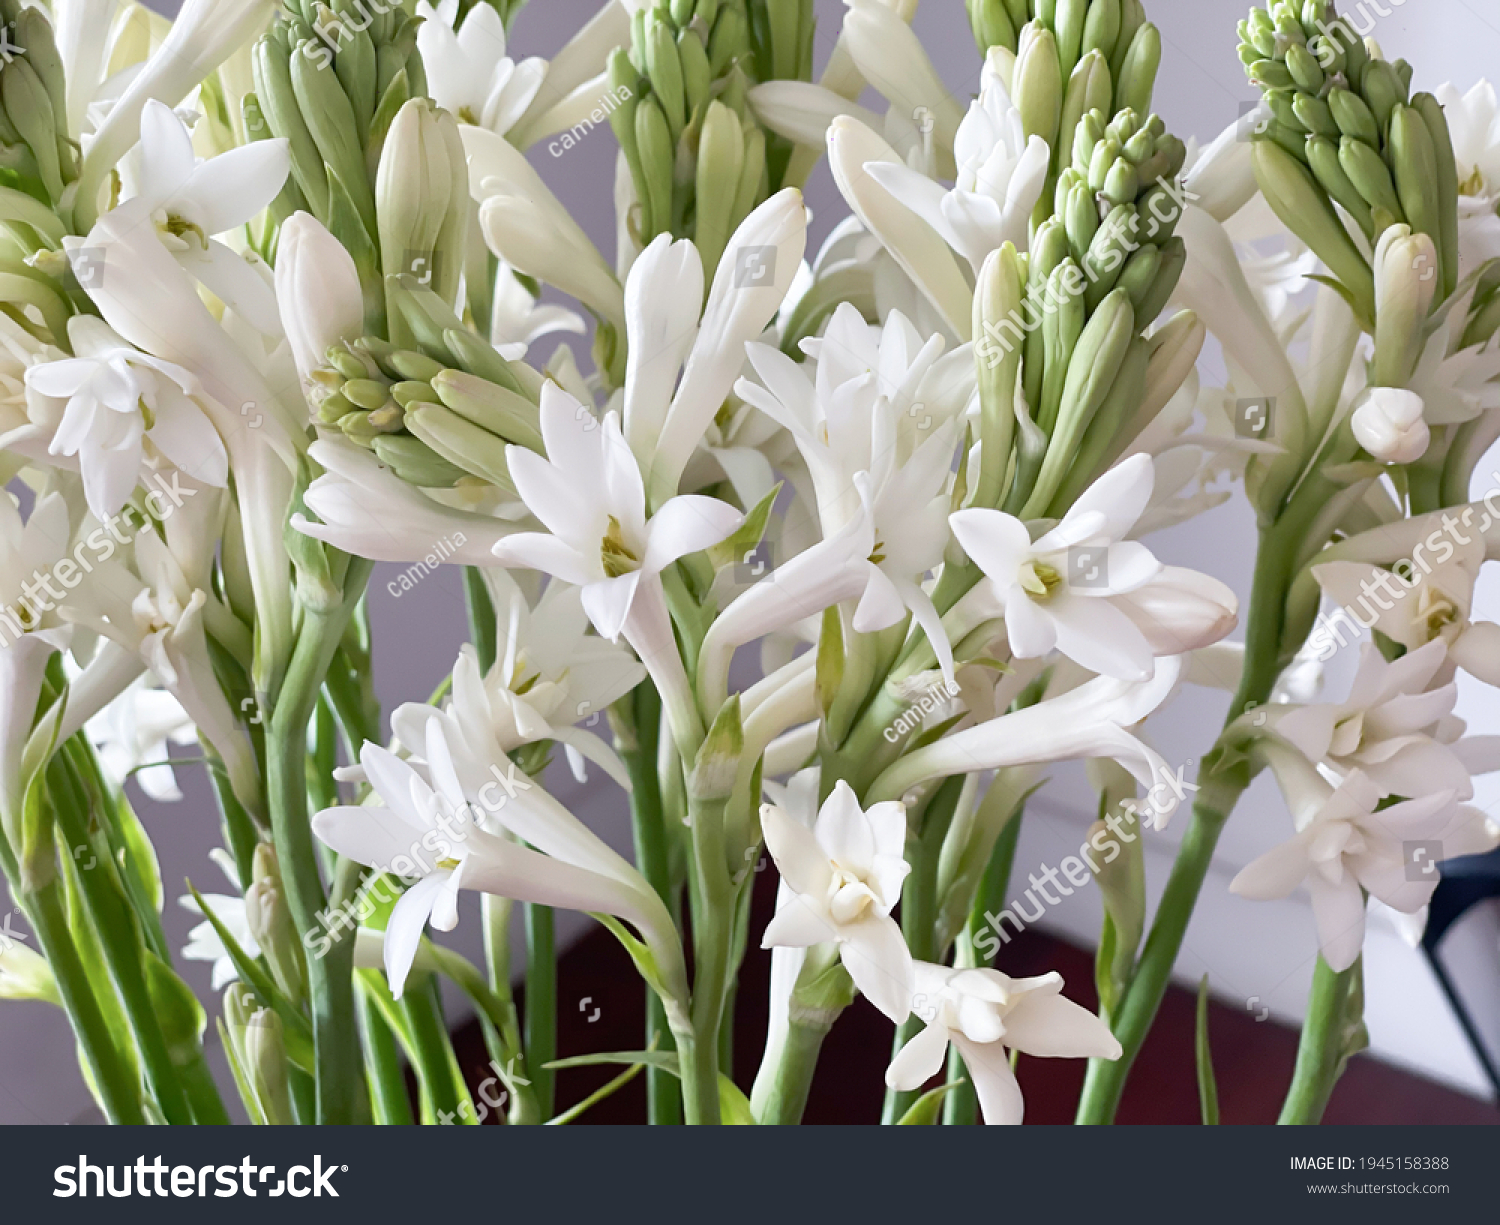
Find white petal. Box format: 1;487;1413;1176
885;1020;951;1091
838;912;913;1023
384;872;448;999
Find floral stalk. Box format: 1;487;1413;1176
263;562;373;1124
1277;956;1367;1124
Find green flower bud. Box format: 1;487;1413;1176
973;242;1024;508
1339;133;1404;221
1114;21;1160;117
1015;23;1063;149
1389;104;1444;270
1373;224;1438;387
1081;0;1122;63
966;0;1017;54
1361;59;1408;133
1306;135;1374;236
1046;0;1082;75
403;401;519;493
1328;87;1380;145
644;10;687;139
1253;138;1375;324
1026;287;1135;515
1284;43;1324;93
0;60;63;200
1058;51;1113;169
371;434;470;487
376;98;468;309
245;1008;295;1125
695;100;745;284
1412;91;1460;300
1292;92;1340;139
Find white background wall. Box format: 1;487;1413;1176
2;0;1497;1123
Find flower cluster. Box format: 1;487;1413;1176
0;0;1496;1131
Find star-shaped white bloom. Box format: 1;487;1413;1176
86;674;197;802
1312;541;1500;687
863;49;1049;273
1404;315;1500;428
390;574;646;790
1274;640;1493;801
950;454;1237;680
759;780;913;1023
492;383;743;642
26;315;228;520
1231;769;1497;971
886;962;1120;1124
416;0;546;136
315;719;686;1002
736;303;967;677
124;100;289;335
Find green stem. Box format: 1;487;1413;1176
265;567;372;1125
402;977;473;1123
882;777;963;1123
181;1055;232;1125
752;1015;831;1125
621;681;682;1123
681;784;737;1125
1074;490;1321;1123
1278;956;1363;1124
464;567;498;671
358;983;414;1125
46;751;194;1125
524;902;556;1118
21;878;146;1123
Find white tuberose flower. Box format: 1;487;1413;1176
887;962;1121;1124
26;315;228;520
124;100;290;335
950;454;1237;681
1274;640;1482;801
315;721;686;1002
416;0;547;137
390;573;646;791
759;780;913;1023
1230;769;1498;971
86;675;197;802
493;383;743;641
1312;539;1500;686
274;212;365;392
864;48;1049;273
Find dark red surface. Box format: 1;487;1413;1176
453;869;1500;1125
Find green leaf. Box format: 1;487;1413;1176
1195;974;1219;1125
707;481;782;571
897;1080;966;1124
184;881;314;1070
544;1050;755;1123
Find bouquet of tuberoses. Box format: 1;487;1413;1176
1;0;1498;1127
